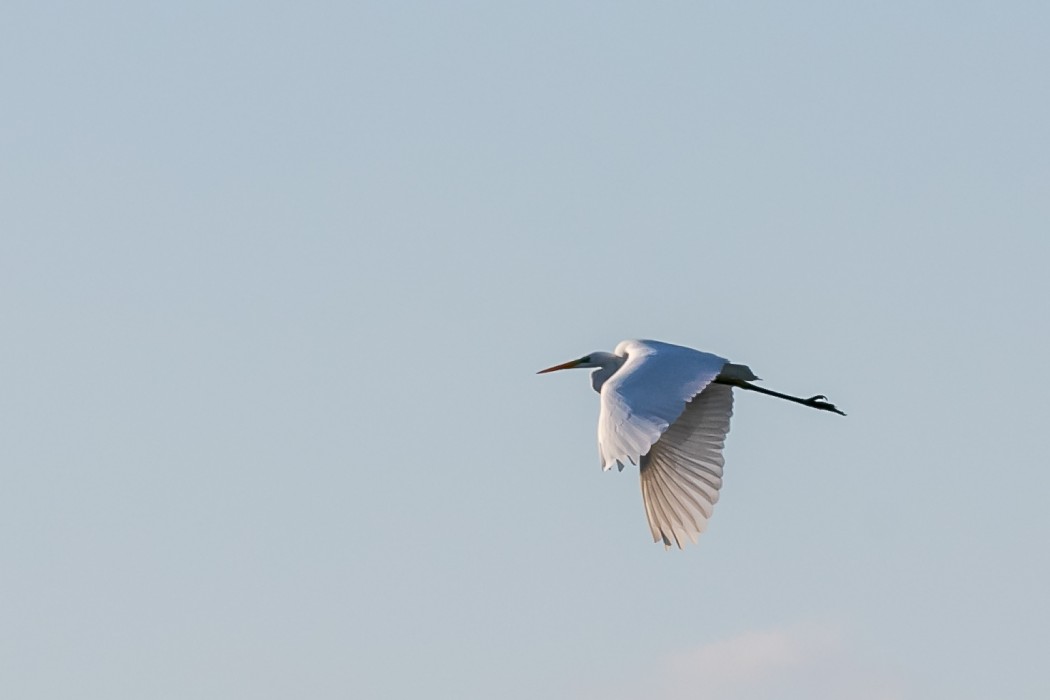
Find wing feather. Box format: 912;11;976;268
639;382;734;549
639;477;664;544
647;463;701;548
643;472;680;547
597;339;728;470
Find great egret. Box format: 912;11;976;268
538;339;844;549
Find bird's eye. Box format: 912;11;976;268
580;355;591;363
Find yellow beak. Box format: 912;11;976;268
537;358;584;374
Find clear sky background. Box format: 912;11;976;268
2;2;1048;699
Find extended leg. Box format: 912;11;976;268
718;379;846;416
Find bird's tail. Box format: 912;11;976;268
717;363;760;382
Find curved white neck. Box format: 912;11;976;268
589;352;626;393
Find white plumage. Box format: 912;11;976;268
597;340;728;472
539;339;843;549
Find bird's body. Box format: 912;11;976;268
538;339;843;549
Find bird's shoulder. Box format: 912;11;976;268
611;339;728;390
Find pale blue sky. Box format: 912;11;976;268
2;2;1048;699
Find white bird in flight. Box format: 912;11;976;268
538;339;844;549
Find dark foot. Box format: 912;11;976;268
804;395;846;416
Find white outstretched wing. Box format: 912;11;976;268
639;383;734;549
597;339;728;470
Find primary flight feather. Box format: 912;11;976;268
538;339;844;549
